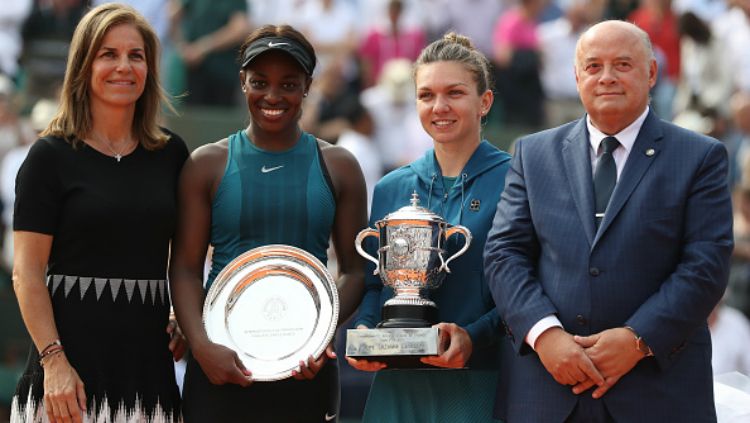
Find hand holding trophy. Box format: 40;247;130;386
346;192;471;367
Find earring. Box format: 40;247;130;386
303;92;308;97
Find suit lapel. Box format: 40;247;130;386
593;111;663;247
562;119;596;246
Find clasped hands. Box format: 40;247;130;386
535;327;647;399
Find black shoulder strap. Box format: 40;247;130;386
315;139;338;206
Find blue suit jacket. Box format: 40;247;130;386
483;111;733;422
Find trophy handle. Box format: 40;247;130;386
441;225;472;273
355;228;381;275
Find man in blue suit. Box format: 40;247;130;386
483;20;733;422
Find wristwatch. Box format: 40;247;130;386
624;326;654;357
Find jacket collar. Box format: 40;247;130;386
410;140;511;186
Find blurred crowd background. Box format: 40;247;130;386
1;0;750;421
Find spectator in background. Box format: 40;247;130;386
538;0;605;127
360;58;432;172
246;0;299;26
629;0;681;119
20;0;87;108
358;0;439;42
712;0;750;93
301;60;362;143
0;97;54;273
728;91;750;189
605;0;640;19
0;76;33;167
672;12;732;135
0;76;34;269
492;0;547;128
437;0;506;58
709;300;750;375
358;0;426;88
173;0;249;106
336;100;383;210
729;138;750;320
673;0;728;23
296;0;359;86
0;0;32;80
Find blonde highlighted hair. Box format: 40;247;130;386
41;3;172;150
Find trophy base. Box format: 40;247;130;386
378;303;438;328
345;327;440;369
358;355;436;368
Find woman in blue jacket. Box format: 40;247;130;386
347;32;511;422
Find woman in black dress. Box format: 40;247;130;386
10;4;187;422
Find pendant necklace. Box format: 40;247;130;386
96;137;134;163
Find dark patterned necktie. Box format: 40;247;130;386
593;136;620;227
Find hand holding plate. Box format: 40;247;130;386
193;340;252;387
293;343;336;380
166;319;187;362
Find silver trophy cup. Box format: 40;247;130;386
355;192;472;328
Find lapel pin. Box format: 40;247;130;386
645;148;655;157
469;199;481;212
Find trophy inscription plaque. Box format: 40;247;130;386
346;192;471;365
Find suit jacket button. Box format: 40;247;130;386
589;267;600;276
576;315;587;325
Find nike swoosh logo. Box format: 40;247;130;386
324;413;336;421
261;165;284;173
268;41;290;48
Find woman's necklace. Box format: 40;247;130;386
91;135;135;162
105;141;128;162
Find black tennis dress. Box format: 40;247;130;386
10;133;188;422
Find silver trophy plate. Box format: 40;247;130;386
203;245;339;381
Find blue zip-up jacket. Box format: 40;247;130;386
354;140;511;369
